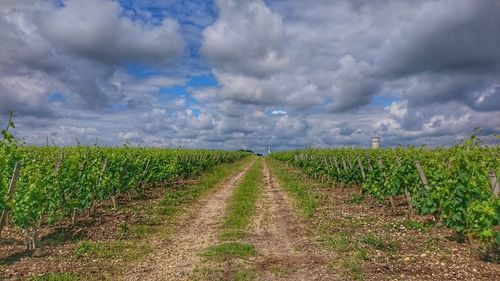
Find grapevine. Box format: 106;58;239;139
271;136;500;243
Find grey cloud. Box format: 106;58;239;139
217;115;256;135
471;84;500;112
373;0;500;112
273;116;308;139
399;73;500;113
204;0;500;115
40;0;185;65
202;0;286;78
0;0;185;116
327;56;379;112
190;87;219;103
217;100;245;117
140;108;173;134
1;0;499;154
380;0;500;76
339;126;356;136
201;0;499;140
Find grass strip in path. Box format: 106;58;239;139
220;158;264;241
266;158;318;217
193;159;263;281
201;242;257;262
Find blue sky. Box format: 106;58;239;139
0;0;499;153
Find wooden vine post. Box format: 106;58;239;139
71;208;78;225
54;154;63;175
415;160;442;224
415;161;430;190
0;162;21;237
327;157;334;173
141;157;151;188
312;155;318;180
112;159;129;209
341;157;348;173
89;159;108;216
54;152;65;210
404;186;414;217
333;157;341;176
357;158;365;181
322;156;330;183
396;157;414;217
346;158;353;170
72;160;88;225
377;157;395;212
489;170;499;198
357;158;366;194
371;137;395;212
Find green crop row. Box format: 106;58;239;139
0;134;249;235
271;136;500;243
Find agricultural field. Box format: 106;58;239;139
1;126;499;280
0;126;252;279
1;0;500;280
271;136;500;243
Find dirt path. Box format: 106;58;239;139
125;162;254;281
244;161;339;280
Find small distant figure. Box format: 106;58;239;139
268;146;271;155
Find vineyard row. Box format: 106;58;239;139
271;138;500;243
0;145;249;249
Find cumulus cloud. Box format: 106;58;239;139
327;55;379;112
0;0;185;113
198;0;499;149
379;0;500;76
41;0;185;65
202;0;286;78
1;0;499;153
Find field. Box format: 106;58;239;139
1;133;499;280
2;0;500;280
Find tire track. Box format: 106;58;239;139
125;161;254;281
245;161;339;280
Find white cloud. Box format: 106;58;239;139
271;110;287;116
0;0;499;153
0;0;186;112
202;0;286;77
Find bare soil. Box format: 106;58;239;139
279;164;500;281
314;185;500;280
242;162;340;280
124;162;254;281
0;185;169;280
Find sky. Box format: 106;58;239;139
0;0;499;153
